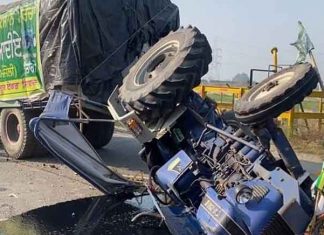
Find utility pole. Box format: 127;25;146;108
214;48;223;81
206;38;223;82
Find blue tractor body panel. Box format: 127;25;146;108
197;187;249;235
197;179;283;234
155;150;199;202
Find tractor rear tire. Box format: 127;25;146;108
234;63;319;125
119;26;212;123
0;108;46;159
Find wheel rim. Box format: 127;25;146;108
248;72;295;101
5;112;20;144
134;41;180;86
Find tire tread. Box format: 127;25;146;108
121;27;212;122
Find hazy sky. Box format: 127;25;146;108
1;0;323;81
172;0;324;81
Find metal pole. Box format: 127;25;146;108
319;99;323;130
206;123;261;152
287;109;295;137
299;103;310;131
249;69;253;88
201;85;206;98
271;47;278;73
265;119;305;179
309;51;324;90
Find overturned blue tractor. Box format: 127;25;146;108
29;24;323;235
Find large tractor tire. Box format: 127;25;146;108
82;110;114;149
0;108;45;159
234;63;319;125
119;26;212;123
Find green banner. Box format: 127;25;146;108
0;0;44;101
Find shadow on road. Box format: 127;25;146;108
0;194;169;235
98;135;146;172
26;132;146;172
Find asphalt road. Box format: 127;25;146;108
0;130;322;221
0;131;143;221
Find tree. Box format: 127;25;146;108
232;73;249;85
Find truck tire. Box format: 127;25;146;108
82;111;114;149
234;63;319;125
119;26;212;123
0;108;45;159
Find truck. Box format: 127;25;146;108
0;0;179;159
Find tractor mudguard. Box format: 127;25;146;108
29;91;138;195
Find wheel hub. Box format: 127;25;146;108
249;72;295;101
6;113;20;144
262;81;279;92
134;41;179;86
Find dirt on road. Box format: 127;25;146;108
0;131;145;221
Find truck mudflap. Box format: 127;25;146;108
29;91;139;195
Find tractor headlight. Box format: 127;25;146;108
235;185;253;204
